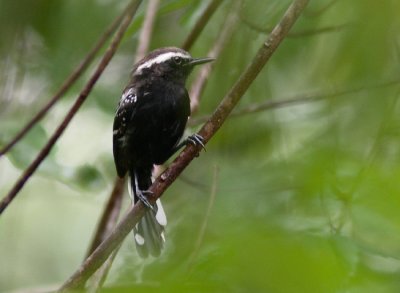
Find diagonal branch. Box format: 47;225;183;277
58;0;309;291
134;0;160;62
85;177;125;258
189;2;239;113
86;0;221;263
189;77;400;126
181;0;223;51
0;0;143;216
0;1;136;157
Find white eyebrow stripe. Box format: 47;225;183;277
136;52;190;73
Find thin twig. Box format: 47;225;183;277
134;0;160;62
304;0;340;17
241;15;349;38
85;177;125;258
188;77;400;126
288;23;350;38
153;2;224;177
87;243;123;293
181;0;223;51
0;0;142;216
58;1;309;291
189;2;239;113
187;165;218;271
0;1;132;157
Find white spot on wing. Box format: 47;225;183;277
155;199;167;226
134;233;145;245
121;88;135;100
136;52;190;74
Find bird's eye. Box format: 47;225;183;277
173;56;183;65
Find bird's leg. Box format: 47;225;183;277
134;173;154;210
186;133;206;150
136;189;155;210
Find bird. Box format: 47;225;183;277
112;47;214;257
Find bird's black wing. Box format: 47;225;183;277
113;87;138;177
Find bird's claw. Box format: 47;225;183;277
136;189;154;210
187;134;206;151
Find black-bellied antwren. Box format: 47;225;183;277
113;47;214;257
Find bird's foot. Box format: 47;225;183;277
186;134;206;151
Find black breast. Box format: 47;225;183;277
126;81;190;166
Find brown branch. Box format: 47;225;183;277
189;2;239;113
87;243;122;293
134;0;160;62
189;77;400;126
58;0;309;291
0;1;133;157
241;15;349;38
181;0;223;51
189;94;323;126
153;1;225;178
85;177;125;257
0;0;142;216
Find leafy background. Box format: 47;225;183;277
1;0;400;292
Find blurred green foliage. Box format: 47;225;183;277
1;0;400;292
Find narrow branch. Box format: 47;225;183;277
189;77;400;126
189;2;239;112
288;23;350;38
85;177;125;258
241;15;349;38
58;0;309;291
134;0;160;62
304;0;340;17
0;1;133;157
87;243;122;293
153;2;225;177
0;0;142;216
181;0;223;51
191;0;309;145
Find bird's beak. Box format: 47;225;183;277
188;57;215;66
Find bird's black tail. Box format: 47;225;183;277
129;167;167;258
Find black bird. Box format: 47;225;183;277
113;47;214;257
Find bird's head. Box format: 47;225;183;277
132;47;214;84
